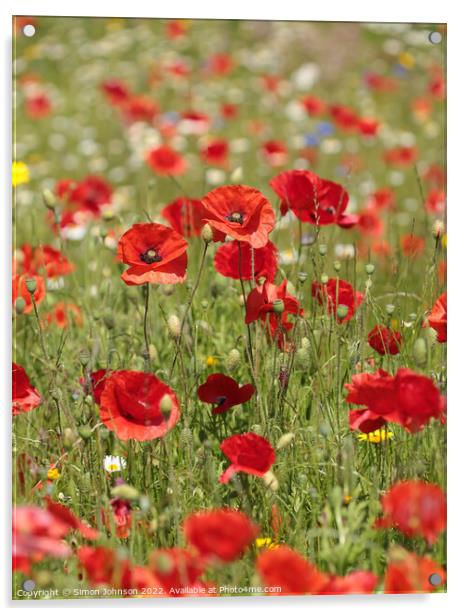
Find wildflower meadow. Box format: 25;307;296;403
12;16;447;599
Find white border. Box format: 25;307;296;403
1;1;465;614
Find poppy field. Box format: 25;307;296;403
12;17;447;599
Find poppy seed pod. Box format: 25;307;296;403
42;188;57;210
201;223;213;244
413;337;428;366
365;263;375;275
333;260;341;272
298;271;308;283
167;314;181;338
160;393;172;419
111;483;140;501
225;348;241;372
318;244;327;256
277;432;295;450
320;273;329;284
273;299;285;314
15;297;26;314
25;278;37;294
336;304;349;320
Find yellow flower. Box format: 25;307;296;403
47;467;60;481
206;355;218;367
343;494;352;505
391;319;399;330
255;537;279;550
12;161;30;187
399;51;415;69
358;429;394;444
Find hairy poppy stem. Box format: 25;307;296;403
169;242;209;379
237;242;256;382
143;283;151;368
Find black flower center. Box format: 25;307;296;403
226;211;244;224
140;248;162;264
215;395;227;405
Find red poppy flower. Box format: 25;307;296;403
43;302;83;328
323;571;379;594
180;110;210;134
375;480;446;545
44;496;99;540
99;370;180;441
214;240;278;283
146;145;187;176
270;170;358;228
219;432;275;483
245;280;302;343
150;548;205;594
425;292;446;343
401;234;425;257
77;546;131;587
13;505;72;574
198;373;254;415
220;103;238;119
184;508;259;563
329;104;359;132
368;325;402;355
166;19;188;39
12;363;41;416
345;368;445;433
357;117;380;137
66;175;112;216
301;95;326;116
102;498;132;539
366;187;396;211
201;185;275;248
349;408;387;434
26;93;52;118
383;146;418;167
207;53;234;76
16;244;75;278
261;140;288;167
161;197;205;237
425;189;446;214
364;72;398;92
101;79;131;106
256;545;329;595
200;139;229;167
117;222;188;285
357;209;384;237
384;548;446;593
12;274;46;314
311;278;364;323
123;95;158;123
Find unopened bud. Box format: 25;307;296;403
15;297;26;314
333;260;341;272
25;278;37;294
262;470;279;492
320;273;329;284
365;263;375;275
336;304;348;320
273;299;285;314
295;347;311;369
111;483;140;501
79;349;91;367
160;394;172;419
277;432;295;450
225;348;241;372
167;314;181;338
201;223;213;244
412;337;427;366
230;166;243;183
78;425;93;440
42;189;57;210
318;244;327;256
301;337;312;352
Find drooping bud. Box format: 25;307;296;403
15;297;26;314
336;304;349;320
167;314;181;338
277;432;295;450
160;394;172;419
111;483;140;501
42;188;57;210
201;223;213;244
25;278;37;294
225;348;241;372
262;470;279;492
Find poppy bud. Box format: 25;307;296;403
63;427;77;448
103;314;115;329
318;244;327;256
301;337;312;352
167;314;181;338
262;470;279;492
412;337;427;366
273;299;285;314
161;285;175;297
225;348;241;372
277;432;295;450
25;278;37;294
230;166;243;183
432;220;445;239
336;304;349;320
15;297;26;314
298;271;308;283
78;425;93;440
365;263;375;275
385;304;396;316
201;299;209;310
160;393;172;419
111;483;140;501
333;260;341;272
201;223;213;244
251;424;262;434
295;347;311;369
79;349;91;367
320;273;329;284
42;188;57;210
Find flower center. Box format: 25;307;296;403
226;211;244;224
140;247;162;264
216;396;227;405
